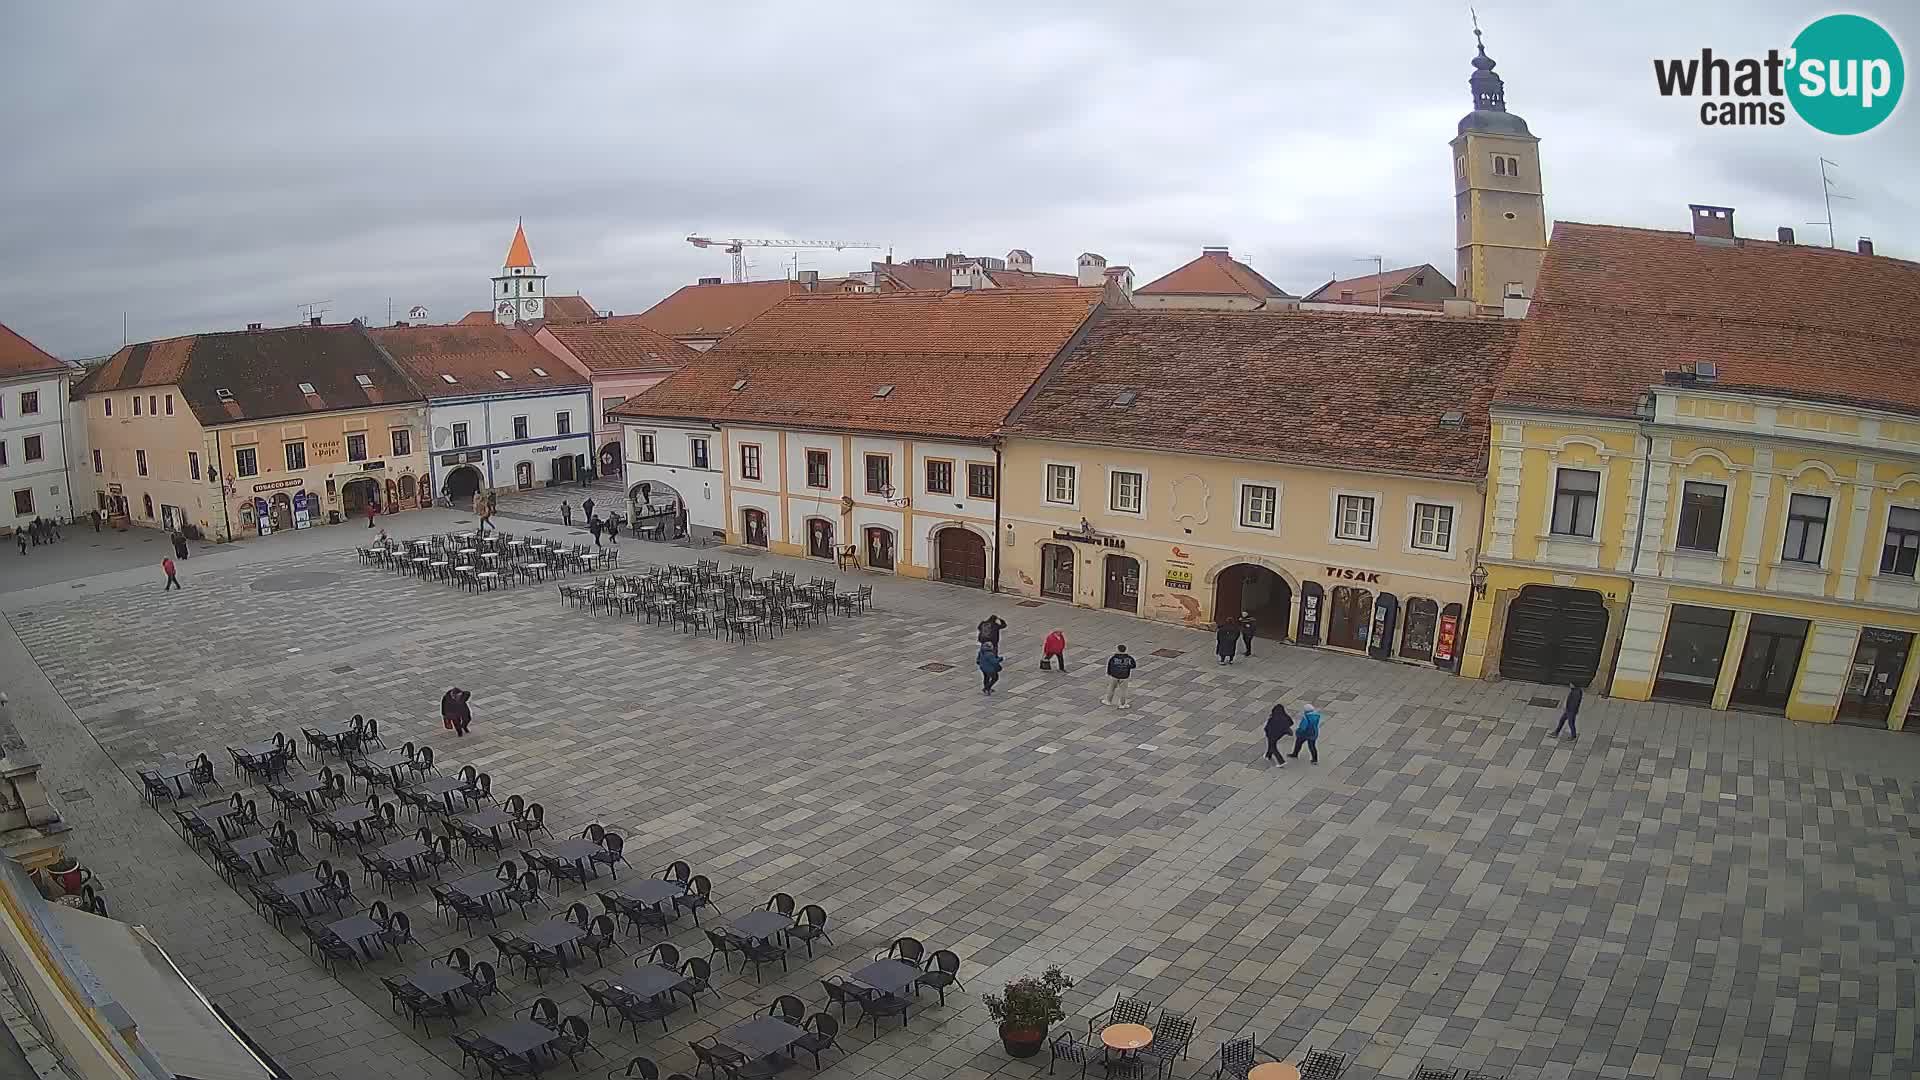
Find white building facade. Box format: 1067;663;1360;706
424;388;594;499
1;367;77;529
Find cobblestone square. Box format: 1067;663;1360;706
4;515;1919;1080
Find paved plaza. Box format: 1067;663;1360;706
2;512;1919;1080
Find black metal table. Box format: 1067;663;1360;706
539;837;602;881
379;837;429;872
728;1016;806;1058
320;805;375;843
612;879;683;905
446;869;511;912
228;834;276;873
327;914;386;959
481;1019;558;1058
268;870;330;914
730;910;791;941
850;959;919;996
406;965;471;996
620;964;683;1000
407;775;467;814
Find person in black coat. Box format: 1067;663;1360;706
1215;621;1239;664
442;688;473;736
1552;682;1583;741
1239;611;1258;656
1263;703;1294;766
977;615;1006;649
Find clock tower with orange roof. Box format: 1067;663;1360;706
491;220;546;325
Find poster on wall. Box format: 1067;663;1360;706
1164;561;1193;591
293;493;313;530
1434;613;1460;663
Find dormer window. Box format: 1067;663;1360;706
531;367;548;377
873;385;895;399
494;370;511;380
731;379;749;391
215;388;235;402
440;374;457;384
355;373;373;387
298;382;316;395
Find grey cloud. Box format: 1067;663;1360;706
2;1;1915;358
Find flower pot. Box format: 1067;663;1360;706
999;1023;1047;1058
47;859;91;896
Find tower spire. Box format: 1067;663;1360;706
504;220;535;269
1468;12;1508;112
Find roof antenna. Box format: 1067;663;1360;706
1355;255;1384;314
1807;157;1850;249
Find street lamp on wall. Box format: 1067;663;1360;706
1470;564;1489;597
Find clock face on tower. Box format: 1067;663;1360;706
521;298;541;314
496;301;515;316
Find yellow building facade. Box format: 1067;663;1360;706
1462;215;1920;731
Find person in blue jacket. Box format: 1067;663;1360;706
1291;704;1322;762
977;643;1003;695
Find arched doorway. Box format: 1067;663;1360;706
1212;564;1294;640
631;480;684;540
341;477;379;518
1400;598;1439;662
1040;543;1075;600
515;461;534;490
384;479;399;511
935;526;987;587
398;474;416;506
599;442;622;478
1103;554;1140;613
806;518;836;560
865;527;896;571
270;492;294;532
1498;585;1609;687
443;465;482;502
142;493;154;519
1326;585;1373;650
742;508;769;547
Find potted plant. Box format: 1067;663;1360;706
985;965;1073;1058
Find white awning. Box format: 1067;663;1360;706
49;906;280;1080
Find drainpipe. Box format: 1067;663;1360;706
1602;420;1656;695
991;440;1004;594
58;388;75;521
1455;550;1479;675
212;430;231;542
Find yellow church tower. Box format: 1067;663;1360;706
1450;27;1547;312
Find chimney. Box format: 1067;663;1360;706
951;266;971;290
1859;237;1875;256
1005;249;1033;273
246;322;263;332
1441;298;1474;318
309;315;323;326
697;276;723;286
1689;203;1737;244
1076;252;1107;288
1778;226;1795;245
1202;246;1230;257
798;270;819;291
1103;266;1134;306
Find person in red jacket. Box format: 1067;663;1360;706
162;556;180;590
1042;629;1067;671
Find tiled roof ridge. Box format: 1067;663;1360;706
1555;219;1920;270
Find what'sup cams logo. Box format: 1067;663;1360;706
1654;13;1904;134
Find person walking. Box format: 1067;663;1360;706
977;642;1002;695
977;615;1006;649
581;497;596;524
366;499;379;529
560;501;572;527
91;509;101;532
171;531;188;559
486;491;498;519
442;688;473;736
1263;702;1293;766
605;513;619;545
1215;620;1239;664
1103;645;1137;709
1042;629;1067;671
162;556;180;590
589;516;603;548
471;491;487;532
1239;611;1258;656
15;531;25;556
1290;704;1321;762
1551;682;1583;741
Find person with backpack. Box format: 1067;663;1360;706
1291;704;1321;762
1263;701;1293;765
1103;646;1137;709
977;615;1006;649
977;643;1003;695
1041;629;1067;671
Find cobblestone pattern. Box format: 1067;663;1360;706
7;533;1920;1080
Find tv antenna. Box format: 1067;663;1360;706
297;299;334;323
1808;157;1850;248
1355;255;1385;313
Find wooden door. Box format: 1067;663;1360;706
865;527;895;570
1103;555;1140;613
936;528;986;587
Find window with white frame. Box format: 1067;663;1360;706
804;449;829;488
638;433;656;463
235;446;258;478
1335;494;1375;541
1240;484;1277;529
1782;493;1829;565
1881;507;1920;577
284;441;306;470
1109;470;1143;513
1045;463;1076;505
690;437;709;470
452;422;469;449
739;444;761;480
1550;468;1600;537
1411;502;1453;551
347;433;367;462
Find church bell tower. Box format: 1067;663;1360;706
491;221;546;325
1450;27;1547;313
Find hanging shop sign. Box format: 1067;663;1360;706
1052;520;1126;548
1164;557;1194;591
252;478;302;493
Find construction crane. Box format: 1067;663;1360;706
686;235;887;283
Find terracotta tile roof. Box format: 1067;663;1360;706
456;310;493;326
86;324;423;425
541;321;702;375
0;321;68;378
1499;222;1920;419
370;323;587;396
1297;263;1443;305
1005;310;1519;480
1137;249;1293;299
616;287;1104;440
633;280;797;341
873;264;953;291
503;223;535;269
986;268;1081;289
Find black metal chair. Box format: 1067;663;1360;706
591;832;631;878
793;1013;839;1069
1138;1011;1196;1078
1050;1031;1099;1078
765;892;795;916
1089;994;1154;1039
915;949;964;1005
1211;1036;1284;1080
676;957;716;1009
855;990;910;1034
786;904;833;958
1298;1047;1349;1079
673;874;714;924
767;995;806;1024
615;1056;660;1080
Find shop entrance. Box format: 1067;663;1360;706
443;465;482;502
341;477;379;518
1040;544;1075;600
1399;598;1439;661
1652;605;1734;704
1212;564;1293;640
742;508;768;548
865;527;896;571
515;461;534;490
1103;554;1140;613
599;442;622;478
1839;627;1913;726
1326;586;1374;651
1729;614;1810;713
807;518;836;561
1498;585;1609;687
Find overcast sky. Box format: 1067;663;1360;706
4;1;1915;359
